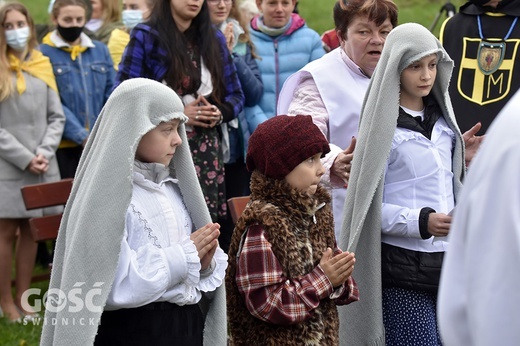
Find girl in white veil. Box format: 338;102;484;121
41;78;227;345
339;23;468;345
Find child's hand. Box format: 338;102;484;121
200;240;218;271
427;213;452;237
319;248;355;288
190;223;220;270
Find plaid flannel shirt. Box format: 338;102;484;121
236;224;359;325
114;24;244;120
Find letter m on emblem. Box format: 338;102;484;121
456;38;520;105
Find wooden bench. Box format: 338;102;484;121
227;196;250;224
16;178;73;284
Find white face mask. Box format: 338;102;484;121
122;10;143;30
5;27;30;52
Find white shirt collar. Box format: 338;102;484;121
50;30;95;49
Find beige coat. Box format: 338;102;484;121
0;71;65;218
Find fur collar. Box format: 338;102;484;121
249;170;330;228
226;170;339;345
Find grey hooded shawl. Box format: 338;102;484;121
337;23;465;345
40;78;227;345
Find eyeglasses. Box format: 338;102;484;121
207;0;233;4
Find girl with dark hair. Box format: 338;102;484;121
342;23;480;346
207;0;263;252
115;0;244;226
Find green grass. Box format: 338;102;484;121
18;0;50;25
298;0;466;38
0;307;45;346
22;0;466;37
0;266;48;346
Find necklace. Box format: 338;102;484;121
477;15;518;75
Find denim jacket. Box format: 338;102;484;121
40;32;115;145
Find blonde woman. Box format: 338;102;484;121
0;2;64;322
107;0;154;70
85;0;123;44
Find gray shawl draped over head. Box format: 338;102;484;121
337;23;465;346
40;78;227;345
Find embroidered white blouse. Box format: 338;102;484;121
382;116;455;253
105;162;227;309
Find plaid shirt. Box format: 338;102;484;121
114;24;244;119
236;224;359;325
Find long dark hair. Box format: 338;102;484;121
149;0;225;102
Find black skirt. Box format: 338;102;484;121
94;302;204;346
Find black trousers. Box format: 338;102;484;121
56;146;83;179
220;160;250;253
94;302;204;346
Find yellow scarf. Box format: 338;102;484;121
8;50;58;95
107;28;130;71
42;33;87;61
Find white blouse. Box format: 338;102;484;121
381;116;455;253
105;163;227;309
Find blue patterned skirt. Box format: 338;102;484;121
383;286;442;346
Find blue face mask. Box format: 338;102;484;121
5;27;30;51
122;10;143;29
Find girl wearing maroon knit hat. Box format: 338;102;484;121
225;114;359;346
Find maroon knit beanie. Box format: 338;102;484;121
246;115;330;180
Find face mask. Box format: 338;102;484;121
5;27;30;51
122;10;143;29
57;25;84;43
